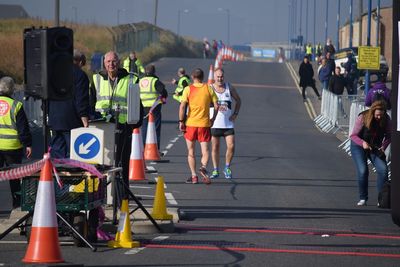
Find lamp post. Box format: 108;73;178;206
217;8;230;46
336;0;340;50
117;9;125;25
349;0;353;47
71;6;77;24
177;9;189;36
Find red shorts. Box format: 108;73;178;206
184;126;211;142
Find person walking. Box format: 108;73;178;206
172;67;191;103
0;77;32;208
350;100;391;206
139;64;168;150
209;68;241;179
123;51;145;77
48;49;90;158
318;57;332;90
179;68;219;184
92;51;143;188
299;56;320;101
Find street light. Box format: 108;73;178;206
177;9;189;36
217;7;230;46
117;9;126;25
71;6;77;24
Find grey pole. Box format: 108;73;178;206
364;0;372;95
325;0;328;44
336;0;340;50
376;0;380;46
55;0;60;27
313;0;316;59
349;0;353;47
358;0;363;46
305;0;308;44
299;0;302;46
227;9;230;46
154;0;158;26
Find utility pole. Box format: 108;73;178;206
54;0;60;27
336;0;340;50
349;0;353;47
154;0;158;26
358;0;363;46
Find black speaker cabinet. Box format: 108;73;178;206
24;27;74;100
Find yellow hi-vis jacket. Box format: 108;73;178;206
139;77;159;107
306;45;312;55
0;96;23;150
123;57;145;75
93;73;137;124
173;76;191;103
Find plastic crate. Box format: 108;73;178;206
21;171;106;212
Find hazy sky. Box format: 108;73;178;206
0;0;392;45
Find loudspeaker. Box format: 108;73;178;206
24;27;74;100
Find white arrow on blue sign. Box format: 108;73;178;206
74;133;100;159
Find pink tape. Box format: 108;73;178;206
0;159;45;182
52;158;104;179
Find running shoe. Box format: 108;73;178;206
198;166;211;184
186;175;198;184
223;167;232;179
357;199;366;206
210;169;219;179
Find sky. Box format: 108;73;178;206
0;0;393;46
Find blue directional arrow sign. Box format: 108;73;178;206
74;133;100;159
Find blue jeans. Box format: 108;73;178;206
350;141;388;201
142;105;162;149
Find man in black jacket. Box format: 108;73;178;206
48;49;90;158
299;56;320;101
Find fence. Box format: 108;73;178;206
109;22;160;55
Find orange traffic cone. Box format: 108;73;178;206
129;128;146;181
23;158;64;264
207;64;214;84
144;113;161;161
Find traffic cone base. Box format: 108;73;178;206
151;176;173;220
23;228;63;263
108;199;140;248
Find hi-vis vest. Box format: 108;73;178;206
93;74;137;124
0;96;23;150
306;45;312;55
139;77;159;107
173;76;191;103
123;57;144;75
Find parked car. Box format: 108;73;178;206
334;47;389;81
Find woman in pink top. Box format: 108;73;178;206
350;101;391;206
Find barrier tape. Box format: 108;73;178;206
0;155;104;183
143;96;164;119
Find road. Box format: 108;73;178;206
1;58;400;266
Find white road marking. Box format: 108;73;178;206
125;247;146;255
132;194;154;198
161;150;168;156
153;235;170;241
165;192;178;205
166;144;173;149
129;185;152;189
146;166;156;171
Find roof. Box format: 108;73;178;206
0;4;28;19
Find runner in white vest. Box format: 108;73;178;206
209;68;241;179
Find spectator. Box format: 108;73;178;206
350;100;391;206
328;67;345;95
365;76;391;110
299;56;320;101
203;38;211;59
48;49;90;158
0;76;32;208
315;42;323;62
172;67;191;103
324;38;336;55
179;68;218;184
343;53;359;95
123;51;145;77
318;57;332;90
209;68;241;179
325;52;336;74
92;51;144;188
139;64;168;149
212;39;218;55
305;43;313;60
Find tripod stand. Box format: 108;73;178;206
109;106;161;232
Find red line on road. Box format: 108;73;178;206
178;226;400;240
144;244;400;259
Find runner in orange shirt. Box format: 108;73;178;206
179;68;219;184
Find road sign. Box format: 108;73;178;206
358;46;381;70
70;127;104;164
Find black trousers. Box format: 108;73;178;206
0;149;23;207
302;84;320;99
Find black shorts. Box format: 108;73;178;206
211;128;235;137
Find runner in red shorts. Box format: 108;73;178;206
178;68;218;184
